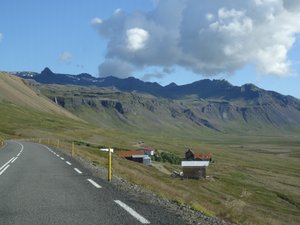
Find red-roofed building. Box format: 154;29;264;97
193;153;212;161
182;149;212;179
116;151;144;158
185;149;212;161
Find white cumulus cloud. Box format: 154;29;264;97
126;27;149;51
94;0;300;78
90;17;103;26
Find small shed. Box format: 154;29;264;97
143;156;151;166
181;161;209;179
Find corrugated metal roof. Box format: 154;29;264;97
132;155;148;158
181;161;210;167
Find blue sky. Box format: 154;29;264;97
0;0;300;98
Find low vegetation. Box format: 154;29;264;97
153;150;182;165
30;133;300;225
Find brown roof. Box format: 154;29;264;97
116;150;145;157
193;152;212;159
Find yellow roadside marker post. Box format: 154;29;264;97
57;139;60;148
100;148;114;182
72;142;75;157
108;148;113;182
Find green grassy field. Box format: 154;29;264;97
40;130;300;225
1;101;299;224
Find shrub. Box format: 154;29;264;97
154;151;181;165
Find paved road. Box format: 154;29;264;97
0;141;187;225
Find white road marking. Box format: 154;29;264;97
43;145;52;152
87;179;102;188
66;161;72;165
0;142;24;175
114;200;150;224
20;144;23;151
15;142;24;152
11;157;18;163
57;154;60;157
74;168;82;174
60;157;64;160
0;165;10;176
0;157;15;171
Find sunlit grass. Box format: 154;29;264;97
38;133;300;225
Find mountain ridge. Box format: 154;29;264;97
12;67;299;101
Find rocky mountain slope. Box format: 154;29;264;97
11;68;300;134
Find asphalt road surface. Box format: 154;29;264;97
0;141;188;225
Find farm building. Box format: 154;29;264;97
182;149;211;179
116;150;152;166
140;147;155;156
185;149;212;161
181;161;209;179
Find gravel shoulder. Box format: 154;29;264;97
72;154;232;225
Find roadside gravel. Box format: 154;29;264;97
75;156;232;225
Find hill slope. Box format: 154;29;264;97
0;72;79;120
0;72;87;139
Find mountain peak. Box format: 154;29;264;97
241;83;260;92
41;67;54;76
165;82;178;88
77;73;93;79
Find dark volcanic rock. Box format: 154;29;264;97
101;100;124;114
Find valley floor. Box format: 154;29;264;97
25;133;300;225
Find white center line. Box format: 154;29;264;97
60;157;64;160
0;165;10;176
57;154;60;157
0;157;15;171
11;157;18;163
74;168;82;174
87;179;102;188
114;200;150;224
66;161;72;165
